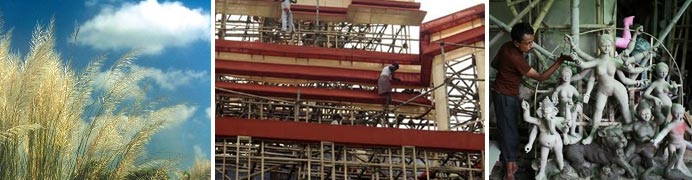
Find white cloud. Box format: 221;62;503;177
205;106;212;120
78;0;210;55
93;65;207;96
162;104;197;129
132;65;207;90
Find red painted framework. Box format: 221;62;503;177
216;4;486;150
217;117;485;151
217;81;431;105
216;60;422;86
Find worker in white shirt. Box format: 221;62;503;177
377;63;400;125
280;0;296;33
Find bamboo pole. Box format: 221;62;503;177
490;15;555;58
489;0;543;46
532;0;555;31
655;0;692;48
506;0;519;16
571;0;580;44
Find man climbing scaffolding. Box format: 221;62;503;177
378;63;400;125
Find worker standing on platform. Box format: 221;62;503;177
280;0;296;33
378;63;400;125
491;22;570;180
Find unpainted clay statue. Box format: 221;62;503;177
566;33;646;144
622;101;658;169
651;104;692;177
567;26;651;103
551;68;583;145
521;98;568;180
643;62;679;124
525;69;584;151
619;26;656;66
564;125;637;178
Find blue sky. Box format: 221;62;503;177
0;0;211;169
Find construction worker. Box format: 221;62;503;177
279;0;296;33
378;63;400;125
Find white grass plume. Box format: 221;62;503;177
0;20;208;179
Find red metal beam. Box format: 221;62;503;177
421;25;485;56
420;4;485;34
292;5;347;14
216;82;431;105
216;40;420;65
351;0;421;9
216;117;485;152
418;25;484;85
292;5;348;21
216;60;423;87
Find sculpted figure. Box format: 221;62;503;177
623;101;658;169
615;16;635;49
566;33;646;144
521;98;568;180
652;104;692;177
551;68;583;144
643;62;679;124
564;126;637;178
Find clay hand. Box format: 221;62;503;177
583;94;590;103
635;26;644;36
564;34;574;44
570;52;580;63
643;65;652;71
524;144;532;153
636;80;647;87
648;48;658;57
521;100;530;110
625;63;636;71
651;139;658;147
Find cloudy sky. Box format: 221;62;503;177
0;0;210;169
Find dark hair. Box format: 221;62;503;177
392;63;399;70
510;23;534;42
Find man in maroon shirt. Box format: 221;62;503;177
492;22;570;180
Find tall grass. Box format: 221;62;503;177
0;21;209;179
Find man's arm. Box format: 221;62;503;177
525;56;567;82
391;70;401;82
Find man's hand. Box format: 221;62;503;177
559;54;574;62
